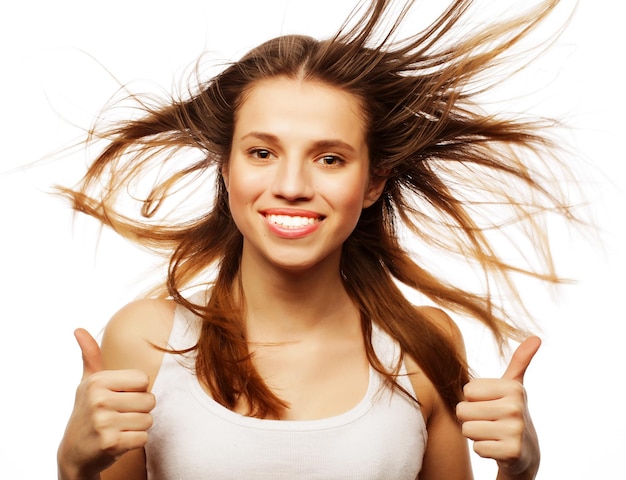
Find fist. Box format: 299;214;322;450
456;336;541;476
58;329;156;478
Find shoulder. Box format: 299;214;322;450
403;306;467;420
418;305;466;356
404;307;473;478
101;298;177;390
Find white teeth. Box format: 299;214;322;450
266;214;318;228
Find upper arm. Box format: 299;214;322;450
99;298;177;480
417;388;474;480
100;298;176;387
407;307;474;480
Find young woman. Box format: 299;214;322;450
57;0;574;478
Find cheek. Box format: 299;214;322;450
227;178;252;214
227;188;251;236
225;167;266;225
226;163;264;201
328;175;370;219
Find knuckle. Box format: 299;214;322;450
501;400;523;418
88;391;112;414
508;420;525;438
99;431;124;455
507;381;526;398
83;372;106;390
90;388;108;404
91;409;113;431
499;421;524;448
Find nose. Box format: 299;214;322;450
270;156;314;201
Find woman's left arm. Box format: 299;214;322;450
456;337;542;480
411;307;474;480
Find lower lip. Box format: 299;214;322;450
263;216;322;239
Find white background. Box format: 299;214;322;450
1;1;624;478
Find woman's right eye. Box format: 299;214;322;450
249;148;273;160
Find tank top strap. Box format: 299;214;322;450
371;323;417;398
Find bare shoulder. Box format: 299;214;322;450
406;306;473;479
101;298;177;389
417;306;466;356
404;306;467;421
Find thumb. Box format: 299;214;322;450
502;336;542;383
74;328;104;379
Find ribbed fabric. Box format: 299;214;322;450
145;302;427;479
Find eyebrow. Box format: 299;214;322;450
240;131;358;154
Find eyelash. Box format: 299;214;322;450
246;149;345;167
248;148;274;160
315;155;344;167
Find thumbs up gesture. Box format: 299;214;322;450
57;329;156;479
456;337;542;478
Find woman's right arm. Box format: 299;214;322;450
57;299;176;480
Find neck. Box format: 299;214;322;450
238;251;359;343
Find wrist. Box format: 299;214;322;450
496;457;540;480
497;422;540;480
57;446;101;480
57;465;101;480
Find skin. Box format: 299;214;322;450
57;77;540;480
224;77;381;276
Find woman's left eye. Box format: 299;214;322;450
316;155;343;167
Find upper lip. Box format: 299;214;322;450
260;208;324;219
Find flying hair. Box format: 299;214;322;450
58;0;579;417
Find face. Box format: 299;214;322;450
223;76;385;274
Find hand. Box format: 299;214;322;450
456;337;541;478
57;329;156;480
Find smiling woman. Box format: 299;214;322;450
51;1;589;479
225;77;379;271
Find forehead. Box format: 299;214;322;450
234;77;368;145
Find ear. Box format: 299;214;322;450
221;163;230;192
362;174;387;208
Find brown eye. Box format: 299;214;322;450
316;155;343;167
250;149;273;160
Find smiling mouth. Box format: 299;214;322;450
265;214;322;229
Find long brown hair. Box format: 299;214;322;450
60;0;576;416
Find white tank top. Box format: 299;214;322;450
145;302;427;479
